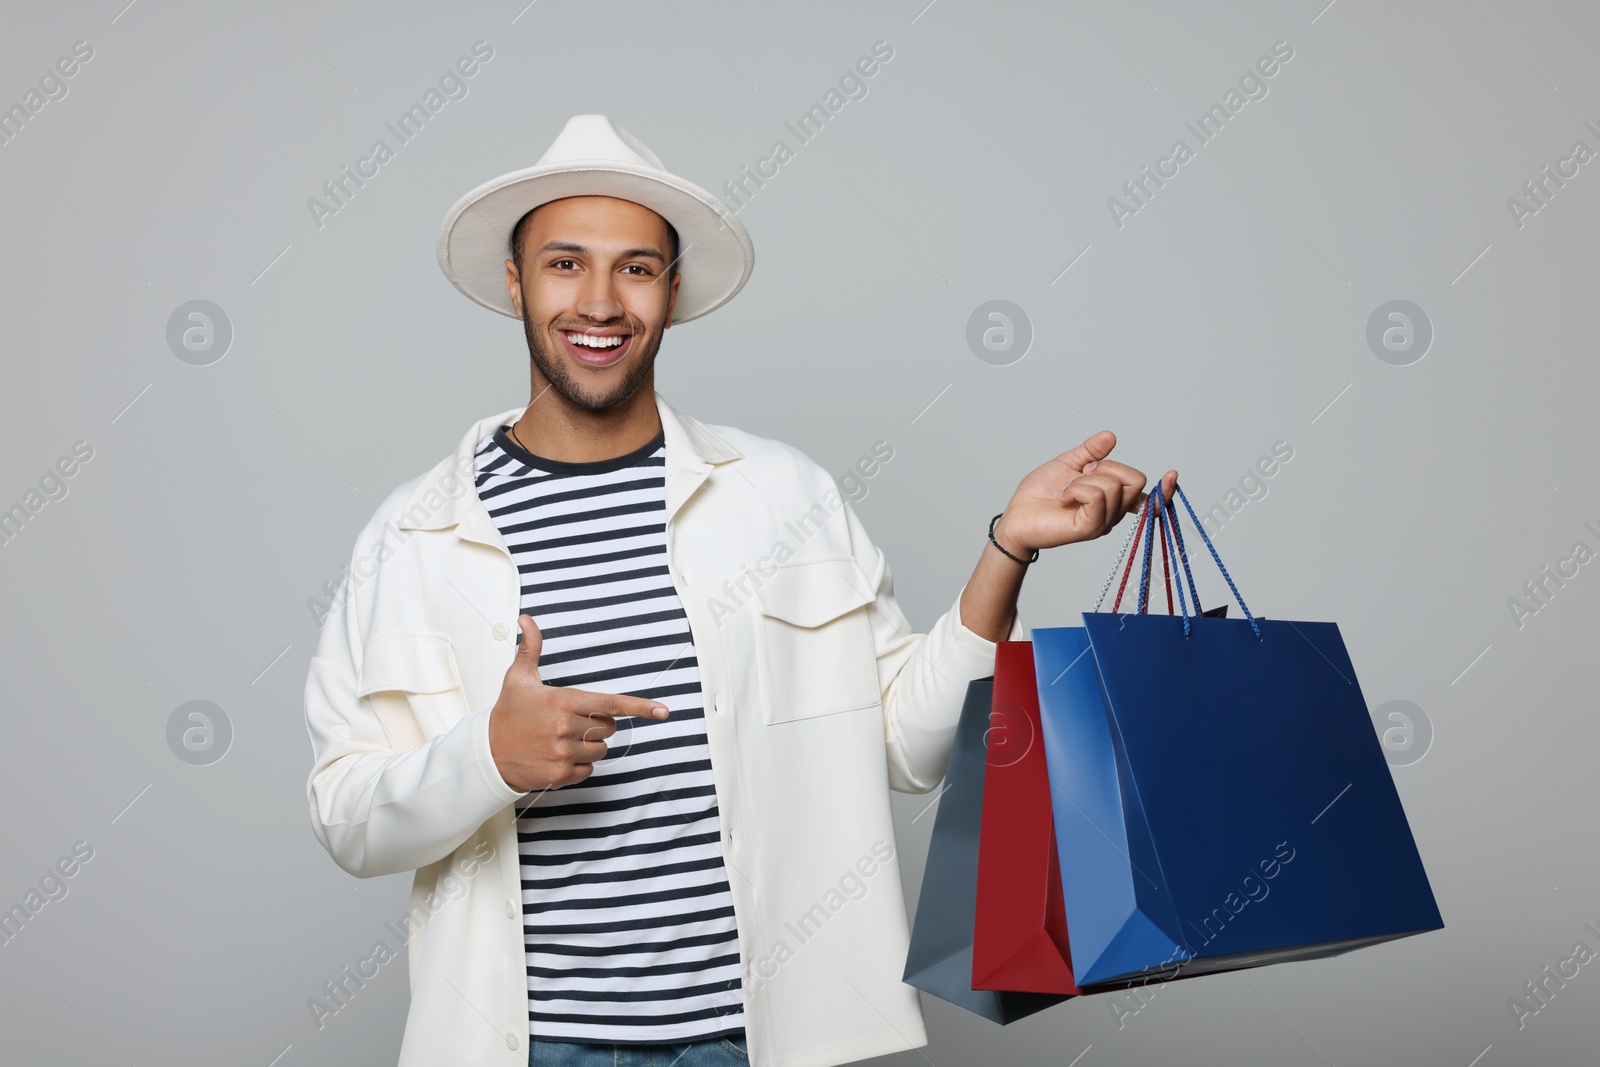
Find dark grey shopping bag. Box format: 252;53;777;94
901;677;1072;1023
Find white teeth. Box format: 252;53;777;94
566;332;624;349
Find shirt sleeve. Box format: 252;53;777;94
302;517;525;880
840;499;1027;794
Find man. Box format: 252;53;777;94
303;114;1176;1067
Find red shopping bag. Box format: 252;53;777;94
972;641;1082;995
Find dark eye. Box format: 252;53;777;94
551;258;578;270
622;264;651;276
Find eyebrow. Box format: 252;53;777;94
536;241;666;264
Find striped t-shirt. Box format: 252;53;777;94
472;422;745;1045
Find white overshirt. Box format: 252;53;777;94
303;391;1025;1067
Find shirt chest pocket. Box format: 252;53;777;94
355;631;471;745
751;557;881;725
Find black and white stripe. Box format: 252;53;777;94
473;424;744;1045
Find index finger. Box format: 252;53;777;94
1077;458;1148;517
570;691;670;722
1078;458;1145;490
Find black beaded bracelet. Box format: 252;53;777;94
988;513;1039;565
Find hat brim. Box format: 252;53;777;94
436;161;753;325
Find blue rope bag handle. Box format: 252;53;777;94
1154;485;1192;636
1136;477;1160;615
1166;492;1204;618
1174;484;1262;640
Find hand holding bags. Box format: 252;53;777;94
904;478;1443;1020
1032;482;1444;987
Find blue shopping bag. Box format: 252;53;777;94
1032;483;1443;987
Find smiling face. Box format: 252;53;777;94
503;195;682;413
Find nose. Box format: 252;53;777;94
574;268;624;323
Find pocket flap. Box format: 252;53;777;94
356;632;462;696
752;558;875;628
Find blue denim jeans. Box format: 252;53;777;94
529;1034;748;1066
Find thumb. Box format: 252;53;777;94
513;614;543;683
1059;430;1116;473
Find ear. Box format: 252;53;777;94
663;268;681;328
503;257;525;318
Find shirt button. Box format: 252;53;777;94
712;695;722;715
506;899;517;919
492;622;509;641
682;570;694;586
506;1033;520;1050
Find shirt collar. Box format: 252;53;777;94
395;390;741;532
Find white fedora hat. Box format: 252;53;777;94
436;114;754;324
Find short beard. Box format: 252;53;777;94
521;313;662;413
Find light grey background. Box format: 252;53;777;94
1;1;1595;1064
